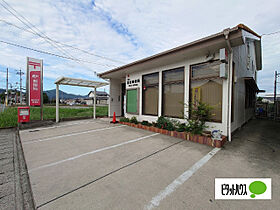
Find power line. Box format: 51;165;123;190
0;68;19;74
0;19;125;65
0;0;124;64
0;0;116;74
0;0;79;63
0;0;89;66
0;0;115;72
262;30;280;36
0;39;115;67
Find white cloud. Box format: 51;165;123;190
0;0;279;94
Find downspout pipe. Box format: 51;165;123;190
223;29;233;142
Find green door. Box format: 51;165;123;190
127;89;137;113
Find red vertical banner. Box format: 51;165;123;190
30;71;41;106
27;58;42;106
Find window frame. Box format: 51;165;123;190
161;67;185;118
245;81;256;109
189;60;223;123
142;72;159;116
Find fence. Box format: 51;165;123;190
256;101;280;120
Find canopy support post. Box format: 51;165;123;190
56;84;59;123
94;87;97;119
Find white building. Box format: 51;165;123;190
260;93;280;103
99;24;262;138
84;91;109;105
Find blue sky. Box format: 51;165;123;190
0;0;280;95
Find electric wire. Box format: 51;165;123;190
0;0;124;64
0;0;117;72
0;39;115;67
262;30;280;36
0;19;124;63
0;0;79;63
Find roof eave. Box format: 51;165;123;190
99;24;260;78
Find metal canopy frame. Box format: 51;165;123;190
54;77;108;122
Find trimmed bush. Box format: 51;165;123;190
141;120;151;126
130;116;138;124
176;123;186;132
156;116;175;131
120;117;130;122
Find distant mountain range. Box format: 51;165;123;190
44;89;87;100
45;89;108;100
0;88;107;100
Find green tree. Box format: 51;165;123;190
257;97;263;102
0;93;5;103
43;93;49;104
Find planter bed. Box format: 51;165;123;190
120;121;227;148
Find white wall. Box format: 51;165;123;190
125;52;230;136
231;38;258;132
109;78;122;117
110;31;260;136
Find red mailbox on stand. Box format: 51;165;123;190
18;107;30;123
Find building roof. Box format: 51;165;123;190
99;24;261;79
262;93;280;98
88;91;108;97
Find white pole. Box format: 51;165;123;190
94;87;96;119
6;68;8;106
56;84;59;123
20;69;22;104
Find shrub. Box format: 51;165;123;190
156;116;175;131
141;120;151;126
185;119;207;134
120;117;130;122
190;102;213;122
176;123;186;132
130;116;138;124
184;102;213;135
152;122;157;127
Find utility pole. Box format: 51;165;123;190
16;69;24;104
6;68;8;106
15;85;17;105
274;71;280;120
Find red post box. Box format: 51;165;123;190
18;107;30;123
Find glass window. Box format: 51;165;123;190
162;67;184;118
142;73;159;115
245;81;255;109
191;60;220;79
190;61;222;122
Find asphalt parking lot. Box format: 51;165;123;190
20;119;279;210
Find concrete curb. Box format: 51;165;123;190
14;128;24;210
15;129;36;209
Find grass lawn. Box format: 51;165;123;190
0;106;108;128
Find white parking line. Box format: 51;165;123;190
23;125;126;144
145;147;221;210
29;133;159;172
21;120;96;133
